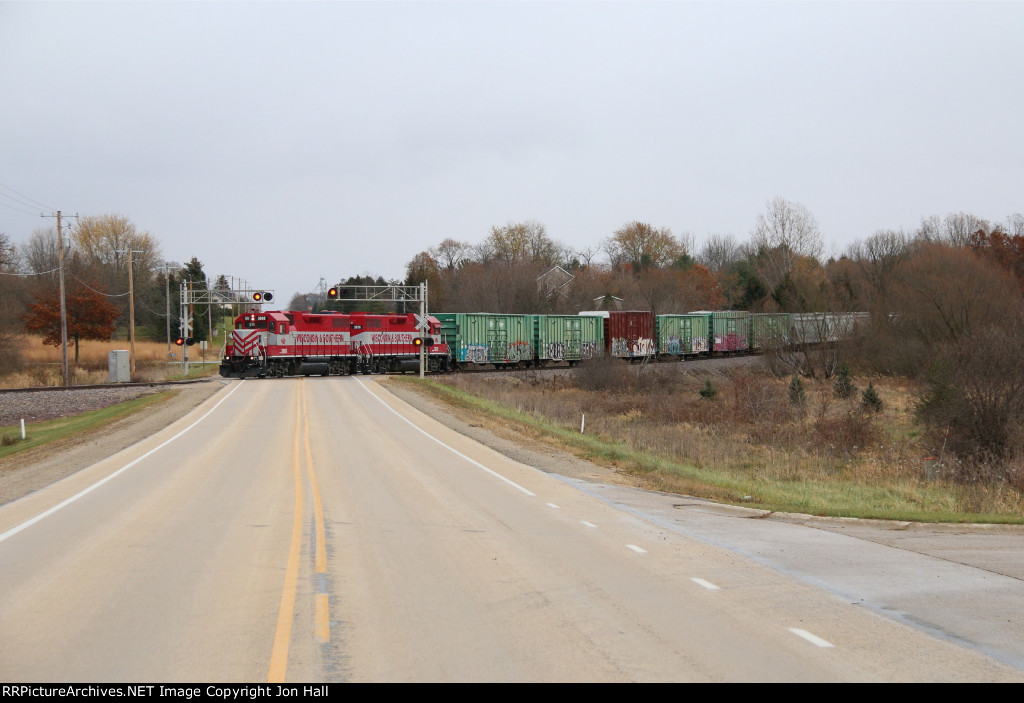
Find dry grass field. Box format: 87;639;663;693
422;357;1024;520
3;335;221;387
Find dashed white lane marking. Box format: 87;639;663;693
691;578;720;590
356;379;536;497
789;628;835;648
626;544;647;554
581;521;597;528
0;380;245;545
546;502;559;509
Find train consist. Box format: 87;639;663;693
219;309;450;378
219;307;866;378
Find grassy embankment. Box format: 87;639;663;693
0;335;218;457
395;360;1024;524
0;392;174;460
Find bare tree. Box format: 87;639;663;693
916;212;990;247
1005;213;1024;238
918;322;1024;471
404;251;444;308
697;233;741;272
21;228;62;278
0;233;23;372
749;198;823;298
606;221;681;272
430;238;472;270
846;229;911;312
893;243;1019;346
481;220;561;267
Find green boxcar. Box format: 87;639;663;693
655;314;711;357
750;313;792;351
435;313;536;367
533;315;603;364
691;310;751;352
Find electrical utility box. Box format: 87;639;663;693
108;350;131;383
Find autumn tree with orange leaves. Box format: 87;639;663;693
23;279;120;363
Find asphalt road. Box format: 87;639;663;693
0;377;1020;682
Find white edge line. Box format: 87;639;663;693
626;544;647;554
789;628;835;648
690;577;720;590
356;379;536;496
581;521;597;528
0;380;245;545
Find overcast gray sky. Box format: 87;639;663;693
2;1;1021;300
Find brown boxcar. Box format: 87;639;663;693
580;310;655;360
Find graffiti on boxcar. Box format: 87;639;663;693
665;335;683;355
693;337;709;353
546;342;565;360
465;344;490;363
506;341;534;362
611;337;656;357
716;332;748;352
581;341;599;359
635;337;656;357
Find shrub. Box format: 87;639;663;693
789;375;806;406
699;378;716;400
833;362;856;399
861;382;883;413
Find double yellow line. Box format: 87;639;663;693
267;379;330;683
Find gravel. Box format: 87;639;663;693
0;387;162;426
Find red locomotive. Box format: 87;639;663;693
219;310;450;378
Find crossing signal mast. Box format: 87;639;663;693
322;281;430;377
178;282;275;374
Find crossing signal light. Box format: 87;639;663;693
252;291;272;302
327;287;339;300
252;292;262;302
175;336;195;346
413;337;433;348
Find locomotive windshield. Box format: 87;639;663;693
239;315;269;330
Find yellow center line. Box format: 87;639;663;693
267;380;333;681
266;385;306;683
303;381;331;643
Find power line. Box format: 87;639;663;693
65;269;130;297
0;267;62;277
0;182;54;211
0;193;43;217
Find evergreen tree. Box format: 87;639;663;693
833;362;856;399
861;382;883;413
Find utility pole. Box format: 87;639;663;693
127;249;136;379
164;264;171;360
42;211;74;386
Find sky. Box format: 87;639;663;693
2;1;1022;302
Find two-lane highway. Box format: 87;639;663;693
0;378;1020;681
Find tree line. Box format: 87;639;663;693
397;199;1024;478
0;214;221;371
